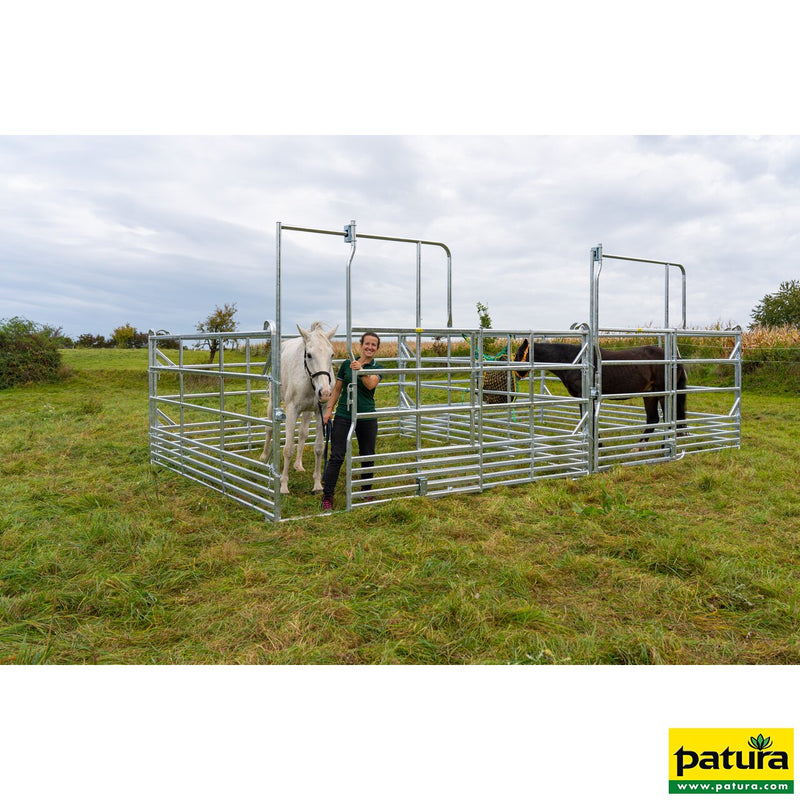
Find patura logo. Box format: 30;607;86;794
669;728;794;794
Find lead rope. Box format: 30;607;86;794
305;349;334;472
318;401;332;473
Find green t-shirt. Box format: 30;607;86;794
335;359;383;419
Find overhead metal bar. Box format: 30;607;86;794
591;245;687;331
277;221;453;360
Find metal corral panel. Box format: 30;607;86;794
149;324;741;521
149;324;741;522
148;328;282;521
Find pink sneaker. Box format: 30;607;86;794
321;496;334;511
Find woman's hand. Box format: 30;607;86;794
325;379;344;423
355;359;381;391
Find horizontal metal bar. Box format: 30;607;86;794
279;223;453;258
152;365;271;381
152;397;269;426
602;254;686;274
149;330;274;341
151;457;276;516
150;447;274;501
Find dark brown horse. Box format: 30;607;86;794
513;339;687;439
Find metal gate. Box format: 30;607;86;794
341;326;592;511
588;246;741;472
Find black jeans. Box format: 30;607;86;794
322;415;378;498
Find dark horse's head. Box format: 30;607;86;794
513;339;531;379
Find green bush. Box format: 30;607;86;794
0;317;63;389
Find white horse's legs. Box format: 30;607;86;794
294;410;313;472
259;397;274;463
260;402;322;496
311;412;325;494
279;405;300;495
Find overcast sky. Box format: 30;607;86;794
5;4;799;343
3;134;799;340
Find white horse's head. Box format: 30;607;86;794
297;321;338;405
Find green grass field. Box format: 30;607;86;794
1;348;798;664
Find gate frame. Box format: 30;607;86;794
591;244;740;471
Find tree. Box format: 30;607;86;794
750;280;800;328
111;322;137;348
77;333;109;348
196;302;239;362
476;301;492;329
475;300;498;347
0;317;62;389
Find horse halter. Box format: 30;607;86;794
514;341;530;379
304;349;332;394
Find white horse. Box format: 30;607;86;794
260;321;338;495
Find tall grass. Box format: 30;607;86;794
0;346;798;665
675;325;800;393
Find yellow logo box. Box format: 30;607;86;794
669;729;794;781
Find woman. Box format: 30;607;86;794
321;332;383;510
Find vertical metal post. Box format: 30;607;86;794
398;332;408;418
273;226;284;521
469;332;477;447
416;241;422;330
245;336;252;447
275;223;282;348
477;329;485;492
446;250;453;329
147;333;157;456
679;266;687;329
218;335;226;492
665;329;677;458
589;245;602;472
415;240;423;452
344;220;357;361
528;332;536;481
178;338;186;474
733;326;742;449
589;244;602;348
267;320;282;522
345;385;357;512
342;218;356;506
